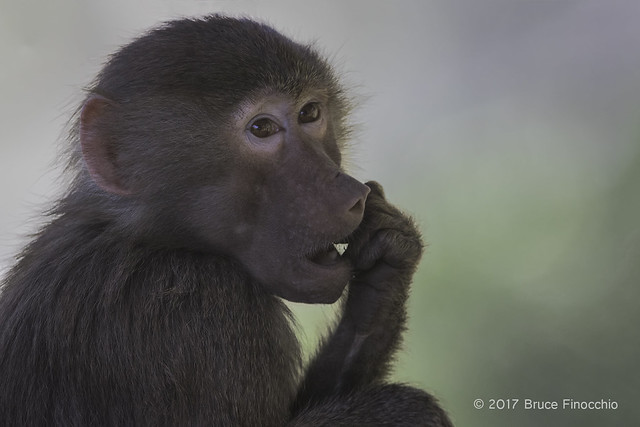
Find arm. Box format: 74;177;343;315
293;181;424;409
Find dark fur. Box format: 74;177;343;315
0;16;452;426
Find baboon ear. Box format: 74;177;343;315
79;95;130;195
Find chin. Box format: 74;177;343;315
263;255;353;304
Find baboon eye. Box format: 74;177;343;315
249;118;280;138
299;102;321;124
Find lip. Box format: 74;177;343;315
305;238;351;268
306;243;340;266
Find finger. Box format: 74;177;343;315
364;181;385;199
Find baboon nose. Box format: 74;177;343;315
333;172;370;229
347;182;370;220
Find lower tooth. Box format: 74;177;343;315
333;243;348;256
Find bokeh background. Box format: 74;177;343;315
1;1;639;425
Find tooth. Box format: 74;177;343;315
333;243;348;256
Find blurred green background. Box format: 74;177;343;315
1;1;639;425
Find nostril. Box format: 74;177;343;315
349;197;365;215
347;183;369;217
334;172;370;219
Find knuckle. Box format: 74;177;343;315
383;229;424;267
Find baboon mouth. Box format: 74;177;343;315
307;242;349;267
